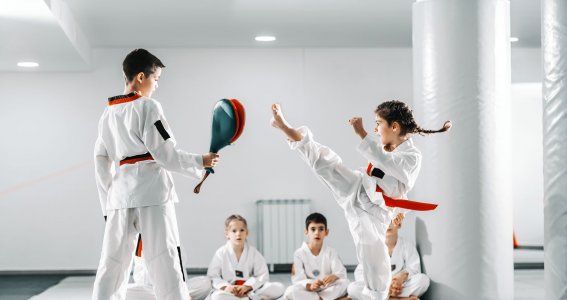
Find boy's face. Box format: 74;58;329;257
225;220;248;247
304;222;328;243
137;67;161;98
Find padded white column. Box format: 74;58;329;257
542;1;567;298
412;0;513;299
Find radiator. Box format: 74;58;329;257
256;199;311;270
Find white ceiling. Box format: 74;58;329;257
0;0;541;72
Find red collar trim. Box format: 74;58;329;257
108;92;142;106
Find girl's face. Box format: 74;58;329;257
225;220;248;247
374;114;398;146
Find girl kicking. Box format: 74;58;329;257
270;101;449;300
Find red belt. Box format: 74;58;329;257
135;235;143;257
367;163;438;211
119;152;154;166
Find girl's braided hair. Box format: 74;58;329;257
375;100;451;136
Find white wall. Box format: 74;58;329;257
0;47;545;271
512;48;541;83
510;48;544;246
511;83;544;246
0;48;413;270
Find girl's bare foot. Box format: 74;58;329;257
270;103;291;130
270;103;303;142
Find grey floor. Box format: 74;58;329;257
0;270;544;300
0;275;67;300
513;269;545;300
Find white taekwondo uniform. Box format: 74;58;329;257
93;92;205;300
207;241;285;300
284;242;349;300
349;237;430;299
128;254;212;300
287;127;421;300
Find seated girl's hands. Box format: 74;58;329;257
235;285;252;297
222;285;238;295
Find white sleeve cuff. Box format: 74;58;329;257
357;133;381;156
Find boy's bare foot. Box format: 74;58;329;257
270;103;303;142
389;296;419;300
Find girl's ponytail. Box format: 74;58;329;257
415;120;452;135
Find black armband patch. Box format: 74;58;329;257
154;120;171;141
371;167;385;179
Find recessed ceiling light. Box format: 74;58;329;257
17;61;39;68
0;0;53;20
255;36;276;42
510;37;519;43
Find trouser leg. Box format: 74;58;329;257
139;202;189;300
318;278;349;300
253;281;286;299
93;208;138;300
188;276;213;300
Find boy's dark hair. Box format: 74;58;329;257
375;100;451;136
122;49;165;82
305;212;327;229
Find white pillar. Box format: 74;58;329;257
412;0;513;299
542;1;567;299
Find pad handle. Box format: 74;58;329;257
193;168;214;194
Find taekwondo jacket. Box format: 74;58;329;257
207;242;270;291
94;92;204;215
357;134;422;205
291;242;347;287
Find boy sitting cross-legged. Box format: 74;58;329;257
285;212;351;300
